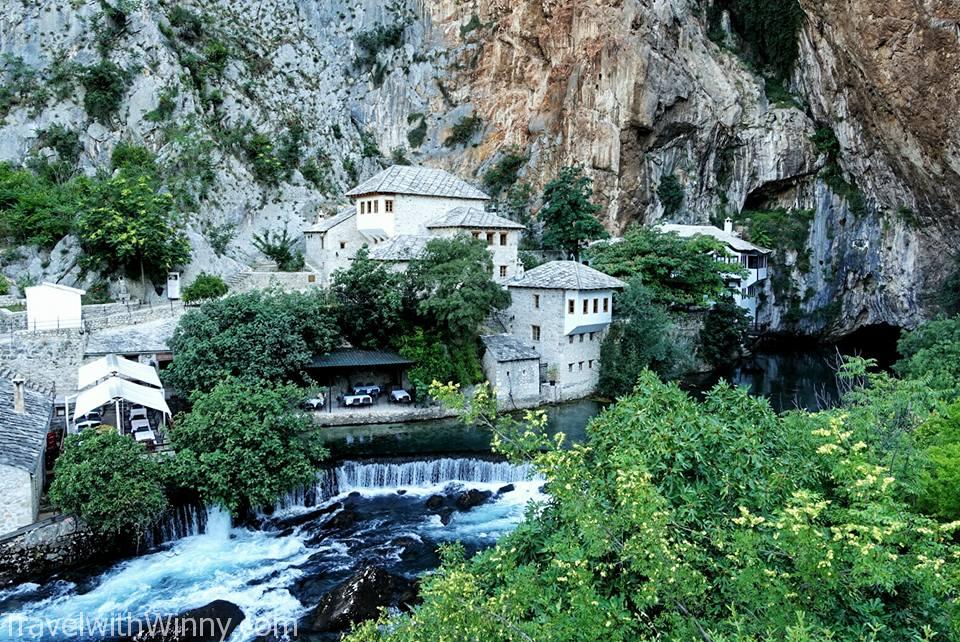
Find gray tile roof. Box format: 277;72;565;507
482;335;540;363
426;207;525;230
310;349;414;370
346;166;489;200
656;224;771;253
367;235;429;262
84;317;178;356
567;323;610;336
305;207;356;233
0;373;52;473
508;261;627;291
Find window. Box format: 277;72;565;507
583;299;588;314
603;297;609;312
499;265;508;278
472;231;480;239
532;325;541;341
568;363;574;372
308;274;316;283
340;241;347;249
486;232;495;245
578;362;584;371
360;202;366;214
500;233;507;246
579;334;584;343
373;200;379;213
568;300;575;314
589;332;595;341
593;298;599;313
385;199;394;213
534;294;540;309
588;360;594;369
568;335;574;344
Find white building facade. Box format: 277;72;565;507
25;283;85;331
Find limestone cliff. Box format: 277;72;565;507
0;0;957;336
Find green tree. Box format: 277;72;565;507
49;429;168;540
406;235;510;341
81;60;128;123
350;371;960;641
699;298;751;367
180;272;228;303
657;172;684;215
170;379;328;516
251;228;304;272
538;166;607;260
895;316;960;393
331;246;404;349
599;281;692;396
0;162;88;248
914;401;960;521
76;172;191;289
586;226;738;307
163;289;339;394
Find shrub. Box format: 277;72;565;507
49;429;168;540
110;141;156;175
342;156;358;183
657;172;684;215
37;124;81;165
81;60;129;123
360;128;381;158
444;115;481;147
168;6;205;42
145;87;178;122
390;147;410;166
301;154;334;192
181;272;228;303
354;23;406;69
0;274;9;295
0;55;41;120
699;298;751;367
407;117;427;149
0;162;87;248
251;228;304;272
483;150;527;196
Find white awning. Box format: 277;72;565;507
73;377;171;421
78;355;162;390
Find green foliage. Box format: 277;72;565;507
599;281;693;396
408;235;510;341
737;208;812;254
657;172;685;216
301;153;334;192
810;126;867;217
331;247;404;349
0;55;43;120
168;6;205;42
699;298;751;367
163;289;339;394
355;23;406;70
390;146;410;166
110;141;156;175
538;166;607;260
76;172;190;284
407;116;427;149
81;60;129;124
708;0;805;80
251;228;304;272
351;367;960;642
49;429;168;540
938;258;960;315
93;1;134;55
586;226;737;307
145;87;178;122
158;120;217;208
359;128;381;158
914;402;960;521
396;327;483;394
0;162;88;248
0;274;8;295
81;280;111;304
444;115;482;147
482;149;527;196
895;316;960;393
181;272;228;303
37;124;81;166
460;14;482;37
342;156;358;184
764;76;800;108
202;221;234;256
170;379;328;516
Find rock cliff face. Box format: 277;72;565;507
0;0;956;336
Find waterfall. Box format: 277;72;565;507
147;503;208;547
333;458;541;493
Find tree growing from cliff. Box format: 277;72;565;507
169;379;328;517
699;298;751;367
49;429;168;540
538;166;607;260
163;290;339;394
331;246;405;350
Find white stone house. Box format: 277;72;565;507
503;261;626;401
304;166;522;283
481;334;542;406
25;282;86;331
0;374;53;536
657;219;771;320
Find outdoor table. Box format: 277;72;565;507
133;429;156;443
390;390;412;403
131;418;151;433
130;407;148;421
353;385;381;397
75;419;101;431
303;396;326;410
343;394;373;406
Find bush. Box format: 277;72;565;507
699;298;751;367
37;124;81;165
444;115;482;147
252;228;304;271
483;150;527;196
301;153;334;192
81;60;129;123
657;172;684;215
0;162;88;248
181;272;228;303
49;429;168;540
355;23;406;69
407;116;427;149
0;274;9;295
168;6;205;42
110;141;156;175
145;87;178;122
895;316;960;393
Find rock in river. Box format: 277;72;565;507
307;566;420;633
456;489;492;511
128;600;245;642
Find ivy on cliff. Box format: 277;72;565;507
707;0;805;81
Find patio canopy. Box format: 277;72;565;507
78;354;162;390
310;349;414;370
73;376;171;421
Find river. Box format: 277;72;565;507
0;341;893;641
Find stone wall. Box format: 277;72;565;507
0;515;103;588
231;271;322;293
0;465;35;537
482;352;541;407
0;330;84;395
310;405;457;427
82;302;185;332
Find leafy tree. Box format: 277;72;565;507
538;166;607;260
181;272;228;303
49;429;168;540
110;141;157;175
170;379;328;517
586;226;738;308
895;316;960;393
331;247;404;349
163;289;339;394
914;401;960;521
76;172;191;289
350;371;960;641
0;162;88;248
81;60;128;123
599;281;692;396
407;235;510;341
396;327;485;395
252;228;304;271
657;172;684;215
699;298;751;367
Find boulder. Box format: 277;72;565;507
425;494;445;509
321;509;356;531
129;600;245;642
274;502;342;529
497;484;515;494
307;566;420;633
455;489;492;511
396;489;407;495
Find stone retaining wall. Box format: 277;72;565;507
311;405;458;427
0;516;105;588
233;271;321;293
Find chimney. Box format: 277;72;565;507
13;376;25;414
723;217;734;234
